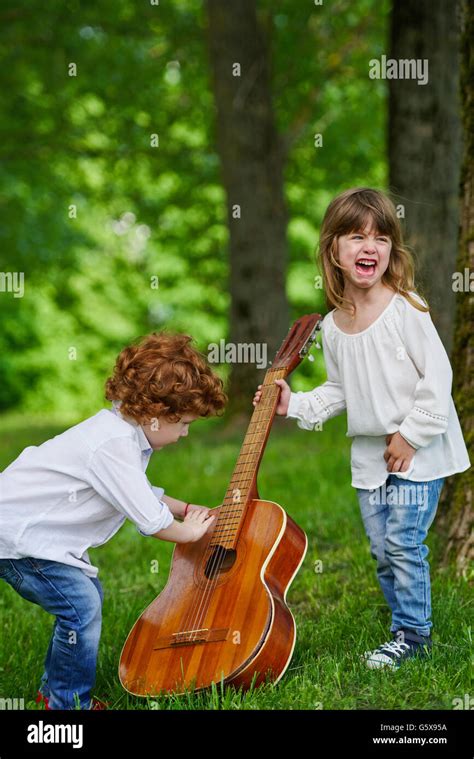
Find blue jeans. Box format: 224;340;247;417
0;557;103;709
356;475;445;639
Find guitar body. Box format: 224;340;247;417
119;499;307;695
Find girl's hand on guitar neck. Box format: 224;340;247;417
252;379;291;416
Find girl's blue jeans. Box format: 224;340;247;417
0;557;103;709
356;475;445;640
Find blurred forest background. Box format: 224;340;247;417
0;0;472;570
0;0;389;416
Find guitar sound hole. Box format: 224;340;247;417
204;545;237;579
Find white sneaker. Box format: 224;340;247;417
362;639;411;669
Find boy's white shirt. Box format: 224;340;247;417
286;292;471;490
0;402;174;577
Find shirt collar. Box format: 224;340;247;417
111;401;153;454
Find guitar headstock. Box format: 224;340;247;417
272;314;323;374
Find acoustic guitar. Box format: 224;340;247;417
119;313;322;696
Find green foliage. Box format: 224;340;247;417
0;0;388;413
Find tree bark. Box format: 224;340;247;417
389;0;462;353
436;0;473;577
205;0;289;413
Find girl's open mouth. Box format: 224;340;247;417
355;259;377;276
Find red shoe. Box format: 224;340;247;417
91;697;108;710
36;689;108;710
35;691;51;710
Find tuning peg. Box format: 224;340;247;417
308;354;315;362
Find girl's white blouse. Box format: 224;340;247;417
286;292;470;489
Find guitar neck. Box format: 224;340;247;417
209;366;286;549
209;313;322;550
230;365;288;496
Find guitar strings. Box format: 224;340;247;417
183;378;282;638
179;380;279;638
178;409;270;640
177;384;278;641
177;376;282;643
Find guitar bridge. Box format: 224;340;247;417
153;627;230;650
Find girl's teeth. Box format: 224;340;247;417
356;261;376;274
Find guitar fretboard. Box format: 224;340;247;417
209;366;287;549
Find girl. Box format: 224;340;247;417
253;187;470;670
0;331;227;708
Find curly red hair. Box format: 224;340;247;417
105;332;227;424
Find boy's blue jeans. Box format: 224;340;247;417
356;475;445;640
0;557;103;709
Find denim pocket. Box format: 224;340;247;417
0;560;23;591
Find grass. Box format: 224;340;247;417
0;411;471;710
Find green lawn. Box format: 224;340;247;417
0;411;471;710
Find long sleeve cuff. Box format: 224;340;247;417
398;406;449;449
137;485;173;535
286;386;346;431
137;504;174;536
286;391;328;431
286;391;304;419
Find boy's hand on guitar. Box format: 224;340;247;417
185;504;222;518
252;379;291;416
185;504;210;518
384;432;416;473
183;509;216;542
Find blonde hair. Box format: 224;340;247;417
317;187;429;316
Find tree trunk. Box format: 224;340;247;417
436;0;473;577
389;0;462;353
205;0;289;413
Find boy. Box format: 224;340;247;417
0;331;227;709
